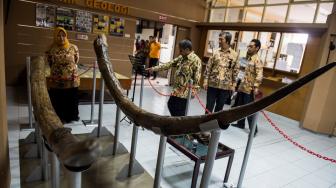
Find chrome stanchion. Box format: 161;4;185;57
83;61;98;126
42;139;49;181
200;129;221;188
89;75;112;138
51;152;60;188
26;56;33;129
154;136;167;188
128;66;145;177
68;171;82;188
97;78;105;137
153;79;193;188
112;106;121;155
236;112;259;188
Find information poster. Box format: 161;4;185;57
93;15;109;34
109;17;125;36
56;7;75;31
36;4;56;28
75;11;92;33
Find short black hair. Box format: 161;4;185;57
179;39;193;50
251;39;261;51
219;31;232;45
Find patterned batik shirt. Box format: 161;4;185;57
203;48;239;91
152;51;202;98
238;53;263;94
46;44;80;89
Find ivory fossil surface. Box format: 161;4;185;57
30;56;101;170
94;34;336;136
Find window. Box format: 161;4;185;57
248;0;264;5
228;0;245;7
267;0;289;4
275;33;308;73
258;32;281;69
213;0;228;7
206;30;239;54
210;9;226;22
245;7;264;23
263;5;288;23
238;31;258;59
226;8;244;22
287;4;317;23
315;3;334;23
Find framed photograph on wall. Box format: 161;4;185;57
36;4;56;28
56;7;75;31
75;10;92;33
109;17;125;36
93;14;109;34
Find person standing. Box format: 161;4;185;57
148;36;161;80
231;39;263;136
46;27;80;123
147;39;202;116
203;31;239;114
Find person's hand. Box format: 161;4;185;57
203;83;208;90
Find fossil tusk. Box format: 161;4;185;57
94;34;335;136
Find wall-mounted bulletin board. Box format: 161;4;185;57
36;4;56;27
93;14;109;34
76;10;92;33
110;17;125;37
56;7;74;31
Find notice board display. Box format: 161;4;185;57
56;7;75;31
93;14;109;34
36;4;56;28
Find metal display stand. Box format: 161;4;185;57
82;61;99;126
154;80;193;188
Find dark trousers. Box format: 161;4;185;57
167;96;187;116
206;87;231;113
48;87;79;123
233;91;257;132
149;58;159;78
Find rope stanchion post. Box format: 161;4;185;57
154;135;167;188
82;61;98;126
128;66;146;177
112;106;127;155
51;152;60;188
200;129;221;188
154;79;193;188
97;78;105;137
68;171;82;188
237;112;259;188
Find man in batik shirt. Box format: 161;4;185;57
203;31;239;114
147;39;202;116
232;39;263;137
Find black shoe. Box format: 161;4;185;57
231;123;245;129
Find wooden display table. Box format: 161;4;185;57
167;136;235;188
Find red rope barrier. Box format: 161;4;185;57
261;110;336;163
193;91;212;114
147;77;172;97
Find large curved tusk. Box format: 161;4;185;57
30;56;102;171
94;34;335;136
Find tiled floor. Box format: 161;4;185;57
7;77;336;188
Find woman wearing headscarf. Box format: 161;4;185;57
46;27;80;123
